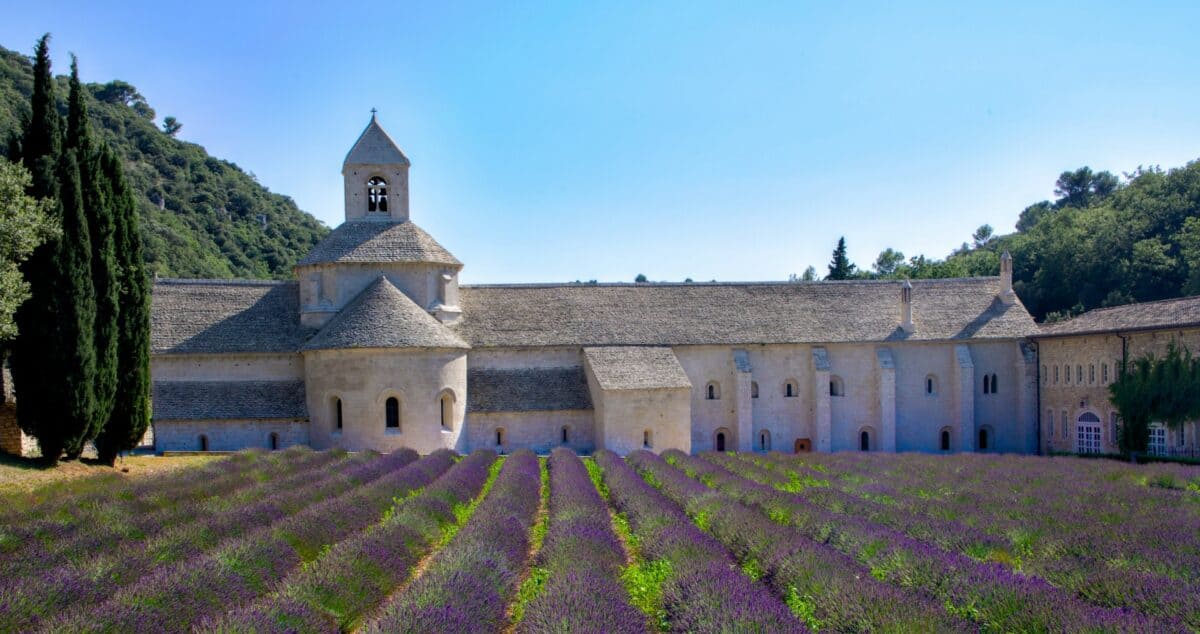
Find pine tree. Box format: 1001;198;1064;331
10;34;64;462
67;56;119;447
20;34;59;198
95;148;150;465
827;236;857;280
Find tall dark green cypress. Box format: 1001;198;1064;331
66;56;119;448
95;148;150;466
11;34;65;462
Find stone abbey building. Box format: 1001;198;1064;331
143;116;1053;456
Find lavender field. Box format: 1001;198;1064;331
1;446;1198;632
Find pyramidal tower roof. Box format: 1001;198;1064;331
343;114;410;166
304;276;468;351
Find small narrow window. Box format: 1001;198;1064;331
991;373;998;394
1089;364;1095;384
643;429;652;449
496;428;506;447
1102;363;1109;383
1076;365;1082;384
705;382;720;400
925;374;937;395
829;376;844;397
1054;365;1059;384
335;398;343;430
385;397;400;429
367;176;388;213
268;432;279;451
1061;410;1068;438
199;435;209;452
1179;427;1187;448
983;375;990;394
751;381;759;399
784;381;797;398
439;391;454;431
561;426;569;444
1064;364;1070;384
759;430;771;451
1047;409;1054;439
940;429;950;451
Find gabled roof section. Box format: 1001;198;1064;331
452;278;1038;348
152;279;311;354
467;367;592;413
152;381;308;421
1036;295;1200;338
304;276;468;351
297;220;460;267
584;346;692;391
344;116;410;166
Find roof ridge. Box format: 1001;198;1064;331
155;278;295;287
460;276;1000;289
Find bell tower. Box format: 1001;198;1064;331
343;111;410;222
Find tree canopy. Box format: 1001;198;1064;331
1109;342;1200;455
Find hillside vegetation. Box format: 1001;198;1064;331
0;43;327;279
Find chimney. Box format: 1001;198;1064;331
999;250;1016;305
900;279;914;333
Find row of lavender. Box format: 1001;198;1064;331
742;451;1200;626
514;448;645;633
678;451;1179;632
0;448;383;631
202;448;500;632
594;450;807;632
36;449;455;632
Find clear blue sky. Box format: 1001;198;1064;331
4;2;1199;284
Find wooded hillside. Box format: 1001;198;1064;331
0;43;327;279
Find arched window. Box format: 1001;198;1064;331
1089;364;1095;384
268;432;279;451
990;373;998;394
829;376;844;397
1076;412;1101;453
1102;363;1109;384
940;428;951;452
982;375;991;394
385;397;400;430
1054;365;1059;384
751;381;759;399
705;382;720;400
1064;364;1070;384
759;430;771;451
333;397;343;431
860;429;871;452
978;426;991;451
784;380;798;398
1076;365;1083;384
439;391;455;431
561;426;569;444
925;374;937;396
715;429;728;452
643;429;653;449
367;177;388;213
198;435;209;452
495;427;506;449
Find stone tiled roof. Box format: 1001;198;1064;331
344;117;410;166
297;220;460;267
452;278;1037;348
467;367;592;413
1036;295;1200;338
584;346;692;391
304;276;469;351
152;381;308;421
152;280;311;354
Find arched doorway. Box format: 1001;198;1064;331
714;427;732;452
793;438;811;453
1076;412;1101;453
978;427;990;451
940;429;951;452
860;430;870;451
268;433;279;451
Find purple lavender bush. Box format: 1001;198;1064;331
516;448;645;634
594;450;806;633
362;449;541;634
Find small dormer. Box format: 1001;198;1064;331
343;113;411;222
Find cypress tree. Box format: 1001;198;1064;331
95;148;150;466
67;56;119;448
827;236;857;280
10;33;64;461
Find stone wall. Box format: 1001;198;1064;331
154;419;308;452
304;347;468;453
1038;327;1200;454
465;410;595;454
152;353;304;381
